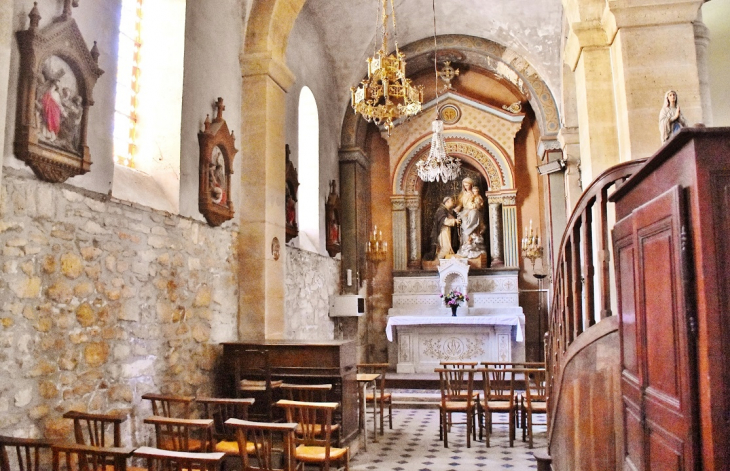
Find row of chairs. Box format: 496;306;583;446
436;362;547;449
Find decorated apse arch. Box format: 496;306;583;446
390;127;521;269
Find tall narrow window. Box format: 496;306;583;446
298;87;320;252
114;0;142;168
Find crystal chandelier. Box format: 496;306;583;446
416;0;461;183
350;0;423;133
416;120;462;182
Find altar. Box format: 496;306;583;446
387;259;525;373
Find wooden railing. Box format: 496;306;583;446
545;159;645;433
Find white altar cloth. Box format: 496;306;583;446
385;313;525;342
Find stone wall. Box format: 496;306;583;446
0;170;238;444
284;247;339;340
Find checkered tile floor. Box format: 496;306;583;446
350;408;547;471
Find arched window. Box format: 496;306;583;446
297;87;320;252
112;0;186;213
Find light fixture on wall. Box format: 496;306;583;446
366;225;388;263
350;0;423;134
415;0;461;183
521;219;544;270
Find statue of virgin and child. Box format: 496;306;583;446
426;177;487;260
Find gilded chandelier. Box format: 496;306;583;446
351;0;423;133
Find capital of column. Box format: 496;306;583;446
391;196;407;211
241;52;296;92
404;196;420;211
338;147;370;169
558;126;580;148
564;19;610;71
605;0;705;36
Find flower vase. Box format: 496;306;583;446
450;305;458;317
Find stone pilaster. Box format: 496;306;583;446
500;193;519;268
694;12;712;126
405;197;421;268
238;55;296;340
0;1;13;190
339;147;370;295
487;199;504;267
558;127;582;213
391;197;408;271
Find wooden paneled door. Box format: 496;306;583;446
613;185;699;471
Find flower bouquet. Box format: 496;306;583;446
441;290;469;316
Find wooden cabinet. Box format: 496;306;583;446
611;128;730;471
220;340;358;444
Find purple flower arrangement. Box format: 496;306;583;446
441;290;469;307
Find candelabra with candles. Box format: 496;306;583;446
521;220;543;271
366;225;388;263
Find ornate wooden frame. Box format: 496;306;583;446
285;144;299;242
14;1;104;183
198;98;238;227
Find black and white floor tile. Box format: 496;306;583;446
350;408;546;471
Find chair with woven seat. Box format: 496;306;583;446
0;436;53;471
435;367;477;448
141;393;195;419
280;384;341;446
52;443;133;471
276;400;349;471
235;350;283;422
197;397;255;458
356;363;391;435
144;416;214;453
520;367;547;449
63;410;128;448
478;367;519;447
225;419;298;471
133;446;224;471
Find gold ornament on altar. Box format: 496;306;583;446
350;0;423;134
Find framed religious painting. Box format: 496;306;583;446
285;144;299;242
325;179;341;257
198;98;238;227
14;1;104;183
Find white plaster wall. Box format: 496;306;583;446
3;0;119;194
179;0;243;225
704;0;730;126
285;4;341;256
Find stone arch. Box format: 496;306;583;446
243;0;306;59
393;130;516;196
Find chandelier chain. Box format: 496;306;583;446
432;0;439;116
390;0;400;53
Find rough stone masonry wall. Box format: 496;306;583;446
285;247;339;340
0;170;238;445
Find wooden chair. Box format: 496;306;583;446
0;436;53;471
52;443;133;471
141;393;195;419
280;384;341;446
356;364;392;434
196;397;255;457
132;446;224;471
144;416;214;453
440;361;479;369
275;400;349;471
235;350;283;422
225;419;298;471
63;410;128;447
478;367;519;447
520;368;548;449
435;367;477;448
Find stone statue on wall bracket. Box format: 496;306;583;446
325;179;341;257
14;0;104;183
198;98;238;227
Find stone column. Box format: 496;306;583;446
501;194;519;268
405;197;421;269
391;196;408;271
565;20;621;186
558;127;582;213
694;12;712;126
0;0;13;190
487;198;504;267
339;147;370;294
238;55;296;340
606;0;705;160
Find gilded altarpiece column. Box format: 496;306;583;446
391;196;408;271
405;197;421;268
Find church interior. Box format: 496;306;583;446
0;0;729;470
